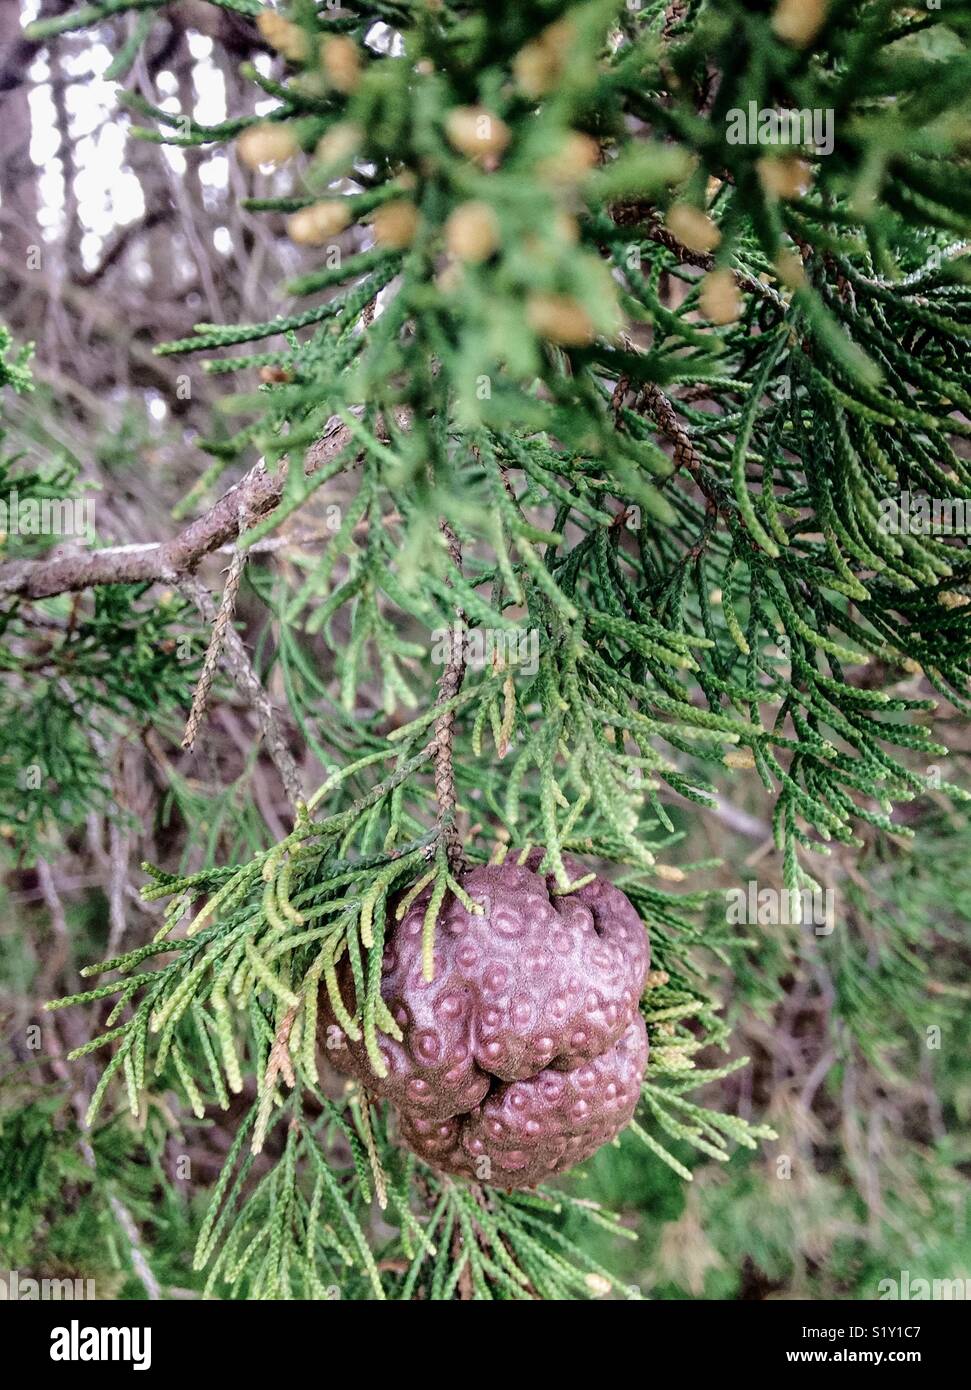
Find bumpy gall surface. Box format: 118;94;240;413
321;849;649;1187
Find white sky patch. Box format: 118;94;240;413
187;33;213;62
199;153;230;208
365;23;404;57
18;28;234;265
27;64;64;241
28;61;58;163
193;57;226;127
76;128;146;244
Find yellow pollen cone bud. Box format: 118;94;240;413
527;293;596;347
320;36;361;93
772;0;829;48
257;11;309;64
316;122;362;168
539;132;600;184
237;123;298;170
758;155;813;200
372;200;420;249
445;202;501;263
665;203;721;253
287;200;352;245
700;268;742;324
445;106;511;160
654;864;686;883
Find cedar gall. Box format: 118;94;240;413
287;200;352;245
445;201;501;263
320;851;649;1187
27;0;970;1308
445;106;511;161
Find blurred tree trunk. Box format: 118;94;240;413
0;1;41;323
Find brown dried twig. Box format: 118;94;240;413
0;419;353;601
179;576;304;811
637;382;706;483
432;519;467;869
181;509;250;753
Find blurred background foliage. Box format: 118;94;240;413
0;0;969;1298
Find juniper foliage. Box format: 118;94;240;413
8;0;971;1298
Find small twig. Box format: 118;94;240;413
611;203;786;306
453;1225;473;1300
432;520;467;870
637;383;705;482
179;577;304;811
636;383;722;551
182;507;250;752
267;1001;300;1091
252;1004;301;1154
662;0;688;39
106;819;130;957
0;419;353;600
